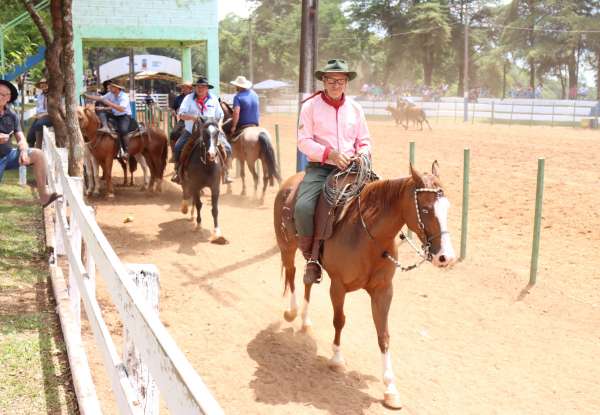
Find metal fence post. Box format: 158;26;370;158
491;101;495;125
529;158;545;285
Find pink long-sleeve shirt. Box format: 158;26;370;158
298;93;372;165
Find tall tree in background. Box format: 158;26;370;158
20;0;84;175
405;2;451;87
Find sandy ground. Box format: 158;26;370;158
79;114;600;414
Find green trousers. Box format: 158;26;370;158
294;163;335;237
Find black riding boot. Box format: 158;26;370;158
171;162;181;184
297;236;322;284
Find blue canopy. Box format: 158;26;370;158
253;79;291;90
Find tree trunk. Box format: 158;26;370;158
46;0;68;147
529;58;535;90
558;66;566;99
597;52;599;101
423;51;433;87
61;0;84;177
567;54;577;99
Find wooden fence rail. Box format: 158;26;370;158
42;127;223;414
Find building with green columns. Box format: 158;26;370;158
72;0;219;96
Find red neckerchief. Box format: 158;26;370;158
194;94;209;114
320;91;345;109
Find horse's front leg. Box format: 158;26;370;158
193;190;202;231
370;283;401;410
328;278;346;372
104;158;115;198
91;155;100;196
135;154;150;191
210;186;221;238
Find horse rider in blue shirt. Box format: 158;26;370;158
229;75;260;137
85;81;133;157
26;78;53;148
171;77;232;184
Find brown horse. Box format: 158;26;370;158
386;102;432;131
77;105;127;197
127;123;168;193
273;162;455;409
220;101;281;202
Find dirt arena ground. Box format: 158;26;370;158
80;114;599;414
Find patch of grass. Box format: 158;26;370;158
0;171;77;414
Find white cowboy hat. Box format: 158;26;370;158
230;76;252;89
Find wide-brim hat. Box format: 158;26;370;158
177;81;193;88
315;59;357;81
195;77;214;89
0;79;18;104
108;81;126;90
35;78;48;88
230;75;252;89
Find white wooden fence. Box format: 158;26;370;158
264;96;600;126
42;127;224;414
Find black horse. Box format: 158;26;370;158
181;117;227;243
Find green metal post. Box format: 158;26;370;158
182;47;192;83
460;148;470;260
529;158;545;285
407;141;415;239
275;124;281;169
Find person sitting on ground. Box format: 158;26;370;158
85;81;133;158
0;80;61;208
295;59;372;285
229;75;260;137
26;78;53;148
172;77;232;184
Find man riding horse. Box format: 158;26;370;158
85;81;133;158
229;75;260;137
295;58;372;285
171;77;232;184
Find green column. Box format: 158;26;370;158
0;32;5;80
206;29;220;96
182;47;192;83
460;148;470;260
529;158;545;285
73;33;84;99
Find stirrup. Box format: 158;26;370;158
304;259;322;284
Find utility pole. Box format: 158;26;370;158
463;5;469;122
129;49;136;119
248;17;254;83
297;0;319;172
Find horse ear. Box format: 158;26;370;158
410;163;425;187
432;160;440;178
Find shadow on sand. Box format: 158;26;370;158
247;322;380;414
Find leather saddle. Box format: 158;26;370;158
281;169;375;250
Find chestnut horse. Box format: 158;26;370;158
78;105;167;196
386;102;432;131
220;101;281;202
273;162;455;409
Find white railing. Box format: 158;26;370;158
42;127;223;415
264;96;600;126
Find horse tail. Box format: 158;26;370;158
258;131;281;186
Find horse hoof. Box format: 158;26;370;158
328;359;346;373
283;309;297;322
300;324;313;334
210;236;228;245
107;193;115;199
181;201;189;214
383;393;402;410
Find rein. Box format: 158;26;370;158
357;185;447;272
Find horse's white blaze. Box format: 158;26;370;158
207;125;217;159
135;154;150;187
433;196;455;265
301;298;312;328
330;344;345;367
382;351;399;394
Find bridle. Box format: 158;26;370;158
357;185;448;271
194;121;219;165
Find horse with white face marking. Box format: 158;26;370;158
273;161;455;409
